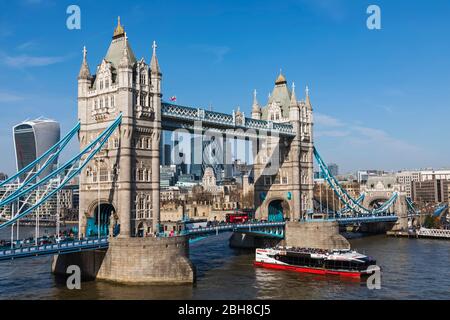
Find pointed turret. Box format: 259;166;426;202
150;40;161;74
290;82;297;106
118;32;131;68
289;82;300;122
113;16;125;39
305;86;312;109
104;18;136;70
78;46;91;79
251;89;261;120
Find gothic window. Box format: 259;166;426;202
99;98;103;109
94;100;98;110
140;94;146;107
264;176;272;185
282;175;288;185
113;138;119;149
143;169;147;181
110;96;115;107
139;197;144;219
140;73;146;85
105;97;109;108
105;79;109;89
274;174;280;185
100;80;104;90
99;166;109;182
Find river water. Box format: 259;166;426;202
0;227;449;300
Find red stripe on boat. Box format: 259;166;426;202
254;261;362;278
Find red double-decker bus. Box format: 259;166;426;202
226;210;253;223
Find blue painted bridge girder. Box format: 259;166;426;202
0;237;109;262
161;103;296;138
182;221;286;239
308;215;398;225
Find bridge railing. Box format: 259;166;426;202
0;237;109;260
161;103;295;136
178;221;286;236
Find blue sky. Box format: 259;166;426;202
0;0;449;175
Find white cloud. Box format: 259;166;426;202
315;130;350;138
0;92;25;102
315;113;345;127
2;53;66;68
17;40;38;51
314;111;424;171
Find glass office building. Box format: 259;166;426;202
13;118;60;181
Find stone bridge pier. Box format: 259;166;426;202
52;236;196;284
284;221;350;250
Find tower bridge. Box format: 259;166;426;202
0;18;409;284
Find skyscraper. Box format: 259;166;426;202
163;144;172;166
13;118;60;180
328;163;339;177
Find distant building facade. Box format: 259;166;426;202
412;179;450;204
328;163;339;177
0;173;7;181
13;118;60;181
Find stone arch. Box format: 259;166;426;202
85;201;119;238
368;197;390;210
363;191;394;211
136;221;149;237
265;197;291;222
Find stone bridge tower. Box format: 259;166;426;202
252;73;314;221
77;18;161;238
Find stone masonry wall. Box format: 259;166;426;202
284;221;350;250
52;236;195;284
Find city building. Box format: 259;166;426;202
176;174;199;188
394;169;450;198
160;165;177;188
202;166;219;193
356;170;385;184
395;171;421;198
13;118;60;181
58;183;80;222
328;163;339;177
161;143;172;166
0;173;8;181
412;179;450;205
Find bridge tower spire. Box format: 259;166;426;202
251;89;261;120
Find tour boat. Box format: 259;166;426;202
254;247;377;278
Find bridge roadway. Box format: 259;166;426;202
0;216;399;262
0;222;285;262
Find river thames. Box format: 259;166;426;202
0;228;449;300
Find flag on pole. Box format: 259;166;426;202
170;96;177;102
